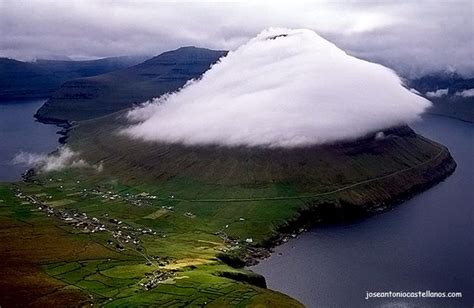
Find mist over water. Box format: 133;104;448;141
0;100;59;181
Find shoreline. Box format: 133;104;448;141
426;111;474;124
34;113;72;144
242;141;456;267
32;114;458;268
31;112;458;291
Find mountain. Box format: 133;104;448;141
34;56;149;81
60;109;456;269
0;58;62;100
1;107;453;306
1;40;459;306
71;112;455;206
35;47;227;123
0;56;148;101
408;73;474;122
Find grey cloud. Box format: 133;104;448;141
0;0;472;77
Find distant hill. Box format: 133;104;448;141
34;56;149;81
35;47;227;123
408;73;474;123
0;58;62;100
0;56;148;101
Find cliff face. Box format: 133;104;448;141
270;146;456;244
35;47;227;122
240;135;456;265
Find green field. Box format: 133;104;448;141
0;111;456;306
0;181;302;306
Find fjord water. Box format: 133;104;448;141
252;114;473;308
0;100;59;181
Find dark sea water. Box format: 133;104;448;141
252;115;474;308
0;100;59;182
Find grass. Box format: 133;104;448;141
0;112;456;306
0;181;303;306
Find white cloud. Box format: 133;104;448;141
455;88;474;97
425;89;449;98
13;146;101;172
123;29;430;148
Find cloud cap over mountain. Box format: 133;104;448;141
124;29;431;148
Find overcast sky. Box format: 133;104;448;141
1;0;472;77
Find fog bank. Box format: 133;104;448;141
13;146;102;172
124;29;431;148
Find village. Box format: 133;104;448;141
15;175;303;262
13;186;180;290
10;175;289;291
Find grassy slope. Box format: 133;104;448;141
67;112;456;242
0;179;302;307
0;57;147;102
35;47;227;122
0;185;118;307
0;112;456;306
0;58;62;100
